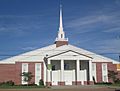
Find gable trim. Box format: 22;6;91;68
48;50;93;59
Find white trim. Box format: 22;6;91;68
35;63;41;85
61;59;64;82
44;62;47;85
47;59;51;82
21;63;28;84
89;60;93;81
92;63;97;82
102;63;108;82
76;59;80;81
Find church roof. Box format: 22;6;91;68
0;44;119;64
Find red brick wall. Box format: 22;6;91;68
15;62;22;85
0;62;44;85
28;62;35;84
95;62;102;82
93;62;118;83
0;64;15;82
55;41;68;47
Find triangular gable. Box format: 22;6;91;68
48;50;93;60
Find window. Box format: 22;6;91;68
104;75;107;82
52;65;55;70
92;63;97;82
37;67;40;71
102;63;108;82
92;63;95;71
22;63;28;72
61;34;63;38
64;63;69;70
103;64;106;71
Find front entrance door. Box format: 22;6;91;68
52;71;60;85
64;70;75;85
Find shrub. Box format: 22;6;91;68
92;76;96;84
108;70;118;83
39;79;44;86
114;78;120;84
0;80;14;86
20;72;33;86
95;82;112;85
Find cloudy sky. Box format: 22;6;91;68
0;0;120;61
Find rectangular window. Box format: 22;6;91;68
22;63;28;84
35;63;41;85
92;63;97;82
102;63;108;82
52;65;55;70
64;63;69;70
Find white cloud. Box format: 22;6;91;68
65;11;120;33
95;38;120;53
22;47;37;51
104;27;120;32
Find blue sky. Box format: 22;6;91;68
0;0;120;61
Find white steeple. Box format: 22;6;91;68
55;5;68;42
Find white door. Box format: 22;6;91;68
64;76;72;85
79;70;87;85
64;70;75;85
52;71;60;85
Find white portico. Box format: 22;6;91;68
44;5;93;86
45;50;93;85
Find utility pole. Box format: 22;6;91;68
117;35;120;63
118;35;120;64
118;53;120;64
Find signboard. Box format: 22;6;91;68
48;64;52;70
117;64;120;71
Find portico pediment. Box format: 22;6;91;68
48;50;92;60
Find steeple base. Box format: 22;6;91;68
55;41;68;47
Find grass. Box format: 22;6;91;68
95;83;120;89
0;85;45;89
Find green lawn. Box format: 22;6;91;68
0;85;45;89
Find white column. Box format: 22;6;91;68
61;59;64;81
76;59;80;81
44;62;47;85
47;59;51;82
89;60;93;81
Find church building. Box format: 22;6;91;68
0;6;120;86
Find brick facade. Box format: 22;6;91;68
93;62;120;83
0;61;120;85
55;41;68;47
58;81;65;85
0;64;15;82
0;62;43;85
72;81;81;85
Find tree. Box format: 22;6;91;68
20;72;33;85
108;70;118;83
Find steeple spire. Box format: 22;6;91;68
55;4;68;47
59;4;63;30
56;4;68;41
